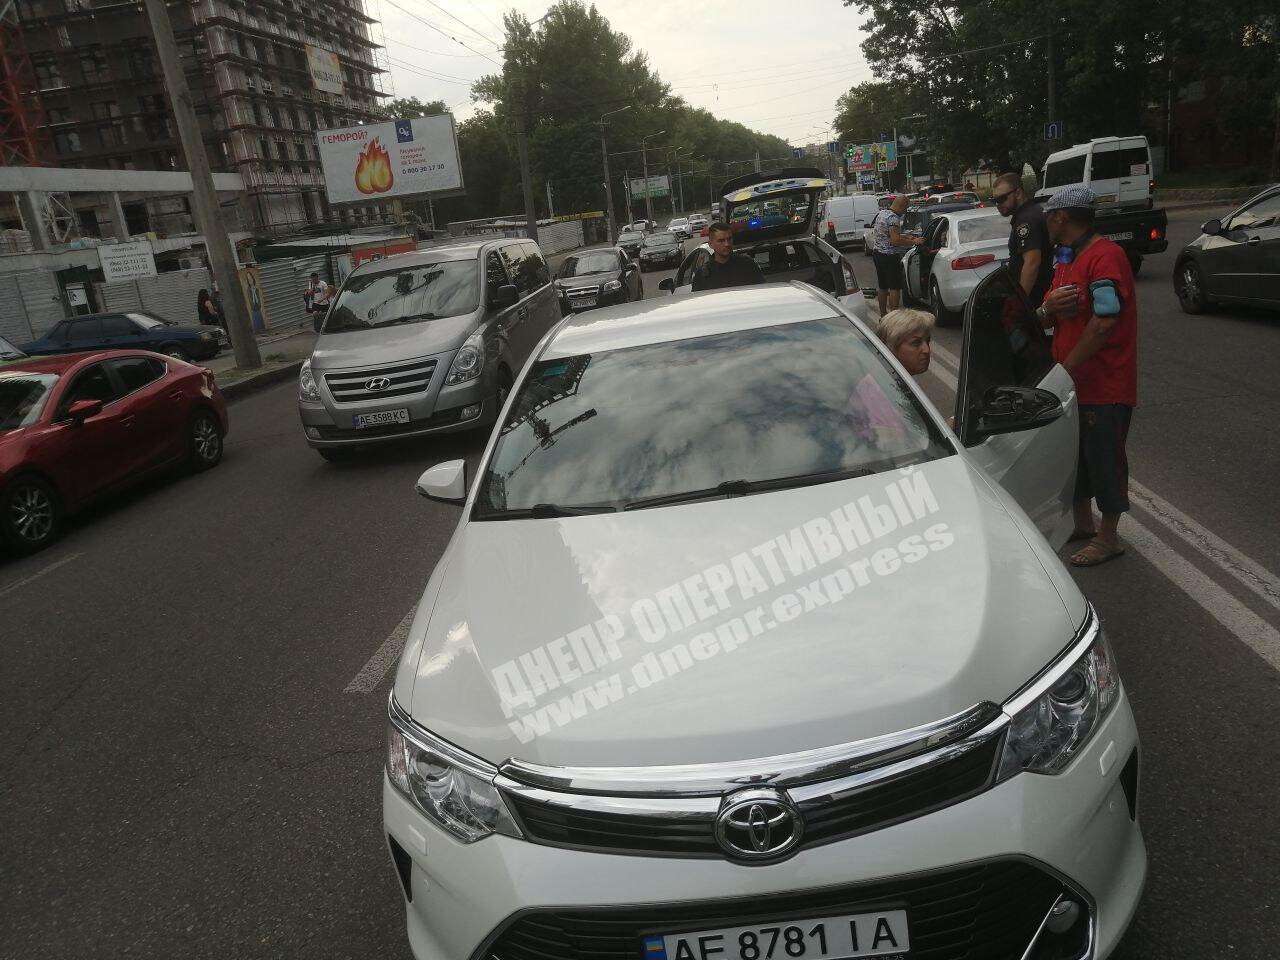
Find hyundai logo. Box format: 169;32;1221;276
714;788;802;862
365;376;392;391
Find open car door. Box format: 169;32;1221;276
954;267;1078;547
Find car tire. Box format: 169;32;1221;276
1176;260;1211;315
1;475;60;555
1128;253;1143;276
930;278;959;327
162;344;188;361
188;409;223;471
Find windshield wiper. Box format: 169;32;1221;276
621;463;906;512
474;502;615;520
384;313;441;325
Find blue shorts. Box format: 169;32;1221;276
1075;404;1132;514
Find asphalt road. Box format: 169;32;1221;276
3;214;1278;959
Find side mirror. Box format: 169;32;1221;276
416;459;467;503
490;284;519;309
971;386;1063;441
67;398;103;424
1201;218;1222;236
658;277;676;293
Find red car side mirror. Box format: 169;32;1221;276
67;398;103;424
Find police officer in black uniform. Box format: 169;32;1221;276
691;222;764;291
990;172;1053;307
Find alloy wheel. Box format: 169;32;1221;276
9;483;53;544
1178;263;1207;314
193;415;221;464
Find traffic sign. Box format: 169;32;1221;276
1044;120;1065;141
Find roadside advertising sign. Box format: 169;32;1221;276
316;114;465;205
305;44;345;95
98;240;156;282
628;175;670;199
846;143;877;173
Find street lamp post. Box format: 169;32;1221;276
640;130;665;226
598;104;632;242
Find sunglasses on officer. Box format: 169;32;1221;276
991;188;1018;207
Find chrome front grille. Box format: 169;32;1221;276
565;285;600;299
497;700;1008;861
323;357;437;404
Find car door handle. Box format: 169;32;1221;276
168;390;184;401
1247;236;1261;246
120;415;136;427
516;306;529;321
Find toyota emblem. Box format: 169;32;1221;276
365;376;392;391
714;788;803;862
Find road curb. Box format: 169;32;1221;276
219;360;303;403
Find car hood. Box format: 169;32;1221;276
554;271;617;289
403;455;1078;769
309;312;476;370
640;244;680;254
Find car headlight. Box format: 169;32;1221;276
298;360;320;402
445;331;485;386
199;331;215;341
997;611;1119;780
387;699;521;843
603;279;622;292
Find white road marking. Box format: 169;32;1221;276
926;338;1280;667
345;608;414;693
0;552;83;601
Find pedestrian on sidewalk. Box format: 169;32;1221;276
991;172;1053;308
196;288;224;330
304;273;332;332
1037;186;1138;568
870;195;924;316
691;222;764;291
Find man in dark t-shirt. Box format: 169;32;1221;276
691;222;764;291
990;172;1053;307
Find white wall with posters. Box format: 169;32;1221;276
315;115;465;206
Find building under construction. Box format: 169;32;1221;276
4;0;392;239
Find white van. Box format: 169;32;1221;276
1040;136;1153;212
822;193;881;249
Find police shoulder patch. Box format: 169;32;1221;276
1017;223;1030;237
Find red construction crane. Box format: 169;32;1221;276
0;0;50;165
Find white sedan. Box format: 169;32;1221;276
666;217;692;238
902;207;1011;324
386;279;1143;960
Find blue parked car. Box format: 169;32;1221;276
22;311;226;362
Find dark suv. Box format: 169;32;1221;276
23;312;225;361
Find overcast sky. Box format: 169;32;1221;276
373;0;875;146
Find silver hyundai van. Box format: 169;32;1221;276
298;238;560;461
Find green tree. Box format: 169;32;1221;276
379;97;448;120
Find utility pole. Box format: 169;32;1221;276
753;150;761;173
640;130;665;226
623;168;634;225
142;0;259;368
515;120;538;242
545;180;554;218
598;104;631;242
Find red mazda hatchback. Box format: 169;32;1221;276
0;350;228;554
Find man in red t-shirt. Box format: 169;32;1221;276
1036;186;1137;567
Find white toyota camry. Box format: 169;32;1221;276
383;276;1145;960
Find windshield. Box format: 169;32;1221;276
560;252;620;277
0;334;24;359
474;317;951;516
322;260;478;333
957;216;1010;245
642;233;678;247
0;372;56;430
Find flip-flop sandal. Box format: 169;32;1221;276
1070;538;1126;567
1066;528;1098;543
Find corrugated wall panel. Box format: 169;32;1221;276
259;260;304;330
293;254;332;284
17;272;66;337
0;275;33;343
96;280;144;313
136;268;211;324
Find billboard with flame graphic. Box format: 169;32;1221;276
315;114;464;205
